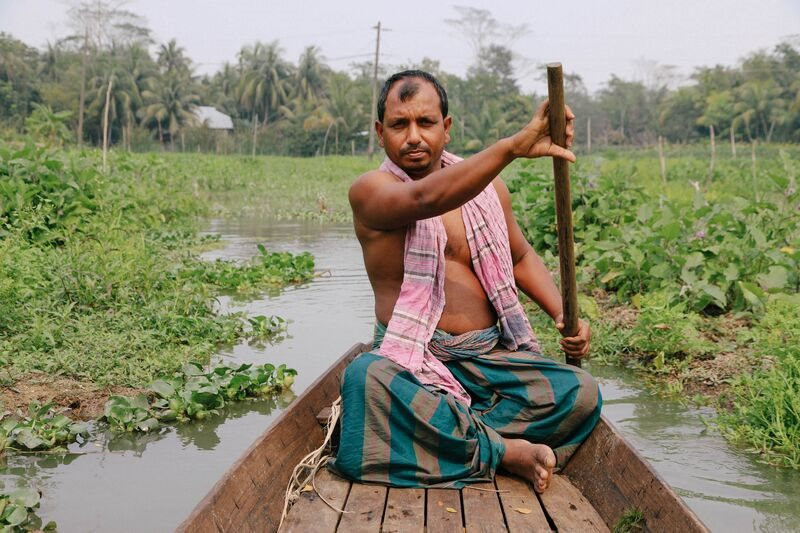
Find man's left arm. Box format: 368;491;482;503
492;178;591;359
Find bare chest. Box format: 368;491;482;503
441;209;471;265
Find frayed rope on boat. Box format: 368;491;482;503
278;396;349;530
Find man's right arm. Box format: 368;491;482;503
350;100;575;230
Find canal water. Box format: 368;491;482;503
1;217;798;532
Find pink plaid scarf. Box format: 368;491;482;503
377;151;541;405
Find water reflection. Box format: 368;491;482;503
591;363;800;532
104;390;295;454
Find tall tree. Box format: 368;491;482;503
236;41;290;156
65;0;150;145
294;46;328;103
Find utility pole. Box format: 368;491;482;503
367;21;381;160
77;28;88;147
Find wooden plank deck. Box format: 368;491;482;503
280;471;610;532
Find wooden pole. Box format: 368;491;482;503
367;21;381;161
546;63;581;368
586;117;591;154
251;112;258;158
751;140;758;202
658;135;666;186
102;77;113;173
708;124;716;183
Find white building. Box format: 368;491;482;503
192;106;234;131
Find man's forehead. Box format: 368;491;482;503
384;79;441;115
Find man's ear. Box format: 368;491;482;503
443;116;452;145
375;120;384;147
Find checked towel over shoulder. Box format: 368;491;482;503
377;150;541;405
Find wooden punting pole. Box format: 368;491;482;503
546;63;581;368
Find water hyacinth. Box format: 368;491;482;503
103;362;298;432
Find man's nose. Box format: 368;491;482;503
406;123;421;144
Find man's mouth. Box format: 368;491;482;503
405;149;427;158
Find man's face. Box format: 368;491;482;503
376;79;452;179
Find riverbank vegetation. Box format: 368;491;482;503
2;140;798;467
0;144;314;419
511;147;800;468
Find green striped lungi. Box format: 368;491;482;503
329;323;602;488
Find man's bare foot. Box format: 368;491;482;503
500;438;557;493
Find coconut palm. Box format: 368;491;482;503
157;39;192;78
139;73;200;146
733;80;786;142
294;46;328;103
236;41;291;156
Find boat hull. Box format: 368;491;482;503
177;343;707;532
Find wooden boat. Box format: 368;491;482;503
177;342;709;532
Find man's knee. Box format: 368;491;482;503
571;367;602;423
341;352;381;394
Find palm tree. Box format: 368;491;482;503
236;41;290;156
733;80;786;142
25;103;73;146
157;39;192;78
322;72;367;154
139;73;200;146
85;52;136;147
206;62;239;117
294;46;328;103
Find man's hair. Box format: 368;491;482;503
377;70;449;123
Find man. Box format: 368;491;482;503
330;70;601;493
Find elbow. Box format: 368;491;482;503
411;186;439;218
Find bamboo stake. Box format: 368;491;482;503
546;63;581;368
707;125;716;184
751;140;758;202
587;117;591;154
658;135;666;186
102;77;113;173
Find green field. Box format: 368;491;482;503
1;144;799;467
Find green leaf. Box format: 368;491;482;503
636;203;653;223
149;379;175;399
15;429;46;450
698;282;727;307
181;362;204;376
749;227;767;248
600;271;622;284
9;488;39;508
628;247;644;266
593;241;621;251
649;263;672;279
191;391;219;408
659;221;681;240
5;504;28;526
738;281;766;308
757;266;789;291
723;263;740;281
136;418;160;432
129;394;151;411
683;252;704;270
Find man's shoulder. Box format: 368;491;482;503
349;169;404;201
352;169;403;187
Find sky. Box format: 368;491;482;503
1;0;799;94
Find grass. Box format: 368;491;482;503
166;152;374;221
0;146;316;393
